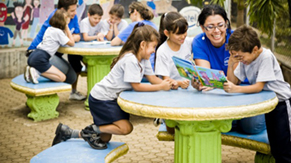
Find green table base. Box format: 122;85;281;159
166;120;233;163
26;94;59;122
83;55;116;110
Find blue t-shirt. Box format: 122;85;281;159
28;9;80;50
0;27;14;45
192;31;233;76
117;20;158;69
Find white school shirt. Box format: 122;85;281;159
101;19;128;37
80;17;106;36
234;48;291;101
90;53;155;101
155;37;193;80
37;27;69;56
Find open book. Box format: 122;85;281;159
172;56;227;89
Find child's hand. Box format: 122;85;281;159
180;80;190;89
171;80;179;90
223;80;238;93
160;79;172;91
96;33;105;41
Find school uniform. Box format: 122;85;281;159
101;19;128;39
80;17;107;40
234;48;291;162
89;53;154;126
155;37;193;80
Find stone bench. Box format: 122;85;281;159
10;74;71;121
157;123;275;163
30;139;128;163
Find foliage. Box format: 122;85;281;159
246;0;284;36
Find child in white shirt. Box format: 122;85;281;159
225;25;291;162
102;4;128;41
26;9;75;84
80;4;106;41
52;23;173;149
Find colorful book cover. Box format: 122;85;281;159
172;56;227;89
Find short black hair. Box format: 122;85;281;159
57;0;77;11
88;4;103;16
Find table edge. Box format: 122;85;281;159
117;96;279;121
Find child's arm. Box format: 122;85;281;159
130;79;172;92
65;25;75;46
224;81;265;93
82;33;98;41
227;54;240;84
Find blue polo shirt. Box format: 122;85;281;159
28;9;80;50
192;31;233;75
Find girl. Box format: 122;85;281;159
51;24;173;149
25;9;76;84
155;11;192;89
103;4;128;41
191;5;266;135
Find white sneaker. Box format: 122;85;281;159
29;67;39;84
24;65;31;82
69;92;86;100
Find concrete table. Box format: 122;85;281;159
117;87;278;163
58;41;122;109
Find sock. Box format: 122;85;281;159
71;130;80;138
72;89;77;93
92;124;101;133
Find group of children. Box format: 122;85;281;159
22;1;291;162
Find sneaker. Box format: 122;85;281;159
29;67;39;84
24;65;31;83
81;124;107;149
153;118;163;127
69;92;86;100
52;123;73;146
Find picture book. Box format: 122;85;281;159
172;56;227;89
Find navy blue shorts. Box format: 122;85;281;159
27;49;51;73
89;94;130;126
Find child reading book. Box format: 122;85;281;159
225;25;291;162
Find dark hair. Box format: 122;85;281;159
198;4;231;34
13;2;23;8
110;23;159;69
157;12;188;50
228;25;261;53
129;1;154;20
49;9;67;30
57;0;77;11
88;3;103;16
109;4;124;18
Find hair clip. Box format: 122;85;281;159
137;22;145;27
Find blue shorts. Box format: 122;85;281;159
89;94;130;126
27;49;51;73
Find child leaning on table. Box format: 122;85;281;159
51;23;173;149
102;4;128;41
80;3;106;41
25;9;75;84
224;25;291;162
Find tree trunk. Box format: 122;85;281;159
236;0;245;27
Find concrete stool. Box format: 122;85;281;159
30;139;128;163
10;74;71;121
157;123;275;163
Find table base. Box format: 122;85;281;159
166;120;233;163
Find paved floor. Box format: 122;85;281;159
0;76;256;163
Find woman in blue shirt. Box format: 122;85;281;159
191;5;266;134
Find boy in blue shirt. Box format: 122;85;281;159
27;0;86;101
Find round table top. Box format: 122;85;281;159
118;87;278;121
58;41;122;55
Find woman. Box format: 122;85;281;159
191;4;266;134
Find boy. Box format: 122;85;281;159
80;4;105;41
27;0;86;101
224;25;291;162
102;4;128;41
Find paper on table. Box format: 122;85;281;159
82;41;111;45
